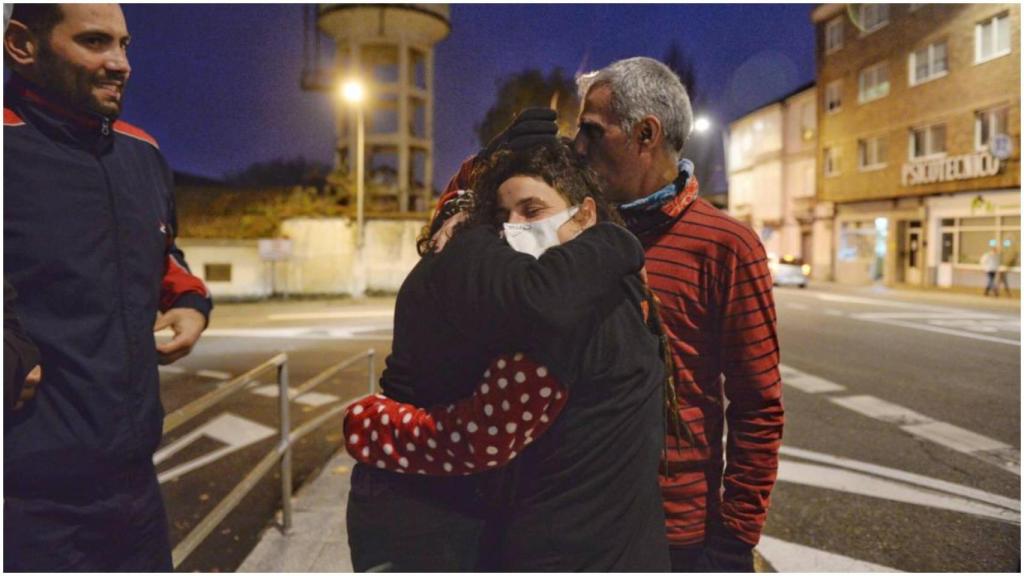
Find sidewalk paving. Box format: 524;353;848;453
238;451;355;572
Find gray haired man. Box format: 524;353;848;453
574;57;785;572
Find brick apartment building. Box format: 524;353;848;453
812;3;1020;290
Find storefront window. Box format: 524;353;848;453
960;216;997;226
838;222;876;262
1001;230;1020;267
958;230;997;265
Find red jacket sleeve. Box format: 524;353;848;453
344;352;567;475
718;241;784;546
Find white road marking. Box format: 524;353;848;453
200;326;393;341
828;395;1020;476
780;364;846;394
824;309;844;316
196;369;233;380
154;413;276;484
784;303;810;310
781;446;1020;511
250;384;341;407
266;309;394;321
757;535;900;572
806;292;956;311
830;395;933;426
778;459;1019;524
852;317;1020;346
785;368;1021;476
158;365;186;374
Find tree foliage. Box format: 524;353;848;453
224;156;331;188
476;68;580;148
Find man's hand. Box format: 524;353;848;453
431;211;468;253
154;308;205;365
12;365;42;410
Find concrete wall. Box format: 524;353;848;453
177;239;270;299
179;216;427;299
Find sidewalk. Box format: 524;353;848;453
238;451;355;572
806;280;1020;310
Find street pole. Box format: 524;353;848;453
355;104;365;249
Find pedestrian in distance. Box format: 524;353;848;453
981;246;1001;296
3;4;212;571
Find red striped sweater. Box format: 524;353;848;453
628;191;784;548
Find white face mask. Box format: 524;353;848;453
502;206;579;259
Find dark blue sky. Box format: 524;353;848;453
119;4;815;190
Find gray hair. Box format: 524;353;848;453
577;57;693;157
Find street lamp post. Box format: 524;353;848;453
340;79;366;248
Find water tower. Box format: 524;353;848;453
305;4;451;213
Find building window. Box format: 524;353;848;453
976;12;1011;63
909;124;947;160
942;216;1021;267
858;136;888;170
825;17;844;53
824;147;841;177
858;62;890;103
825;81;842;113
909;41;948;85
975;106;1009;150
859;4;890;34
204;263;232;282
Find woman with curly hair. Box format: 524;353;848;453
345;138;676;571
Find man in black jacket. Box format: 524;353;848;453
3;4;211;571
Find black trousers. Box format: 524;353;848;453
4;462;172;572
347;463;489;572
985;271;999;294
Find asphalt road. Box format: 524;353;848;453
155;287;1020;572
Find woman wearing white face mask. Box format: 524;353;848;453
346;140;678;571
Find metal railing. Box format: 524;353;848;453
164;348;376;568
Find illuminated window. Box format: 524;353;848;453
909;124;947;160
825;80;842;113
909;41;948;85
976;12;1011;63
858;62;890;103
825;17;844;53
858;136;888;170
975;106;1009;150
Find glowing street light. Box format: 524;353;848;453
340;79;366;104
339;78;367;249
694;116;712;134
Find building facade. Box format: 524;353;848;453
728;84;825;276
813;3;1020;289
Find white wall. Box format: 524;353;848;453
179;216;428;299
176;239;270;299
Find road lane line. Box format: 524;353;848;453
757;536;900;572
158;365;186;374
848;317;1020;346
250;385;341;407
829;395;933;426
266;310;394;321
778;460;1019;524
784;303;810;310
827;395;1020;476
824;309;844;316
196;369;233;380
781;446;1020;511
780;364;846;393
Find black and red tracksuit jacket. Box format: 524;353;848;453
3;75;211;487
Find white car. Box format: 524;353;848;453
768;253;810;288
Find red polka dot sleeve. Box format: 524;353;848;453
343;352;568;475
